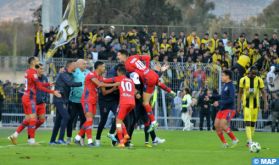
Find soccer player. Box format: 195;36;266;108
94;64;121;146
8;57;61;145
74;61;118;147
103;66;136;148
237;66;268;147
128;72;165;147
214;70;239;148
117;49;175;132
34;64;48;131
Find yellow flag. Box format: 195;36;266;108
46;0;85;60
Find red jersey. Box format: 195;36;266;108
23;68;52;101
104;75;135;105
81;71;103;104
124;55;150;78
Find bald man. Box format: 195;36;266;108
67;59;90;145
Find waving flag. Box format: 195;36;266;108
46;0;85;60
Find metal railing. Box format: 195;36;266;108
1;57;275;131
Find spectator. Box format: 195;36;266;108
262;34;270;50
34;24;45;57
193;66;206;89
198;89;211;131
173;91;183;127
221;32;228;47
107;26;117;41
0;82;6;127
66;42;79;58
269;32;279;53
186;31;201;49
271;93;279;132
211;32;219;52
252;33;260;49
201;32;210;49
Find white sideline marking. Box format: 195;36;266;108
0;141;45;148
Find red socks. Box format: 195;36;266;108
117;123;128;144
79;118;93;139
35;118;45;129
117;126;123;142
28;118;37;138
143;104;155;122
225;127;236;141
216;130;227;144
16;119;29;134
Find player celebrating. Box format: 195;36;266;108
117;49;175;132
214;70;239;148
74;61;118;147
8;57;61;145
237;66;268;147
103;66;136;148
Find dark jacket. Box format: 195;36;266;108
98;65;119;103
219;81;235;110
36;75;49;105
54;70;82;103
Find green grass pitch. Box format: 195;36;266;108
0;128;278;165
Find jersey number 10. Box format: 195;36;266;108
121;81;132;92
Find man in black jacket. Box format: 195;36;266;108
50;60;82;145
199;89;211;131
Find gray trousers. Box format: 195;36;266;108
271;111;279;132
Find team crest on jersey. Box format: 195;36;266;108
34;74;38;79
224;86;228;91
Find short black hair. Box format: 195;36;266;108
117;66;126;75
28;57;36;65
94;61;104;70
118;49;129;56
223;70;233;80
66;60;75;68
184;88;191;95
114;63;125;70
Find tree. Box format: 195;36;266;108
257;0;279;28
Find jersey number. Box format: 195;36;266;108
24;78;28;91
121;81;132;92
135;60;146;70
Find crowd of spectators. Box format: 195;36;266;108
2;24;279;130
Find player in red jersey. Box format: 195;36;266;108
103;66;136;148
74;61;119;147
8;57;61;145
117;49;175;132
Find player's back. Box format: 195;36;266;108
125;55;158;81
125;55;149;77
81;71;102;103
115;75;135;105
